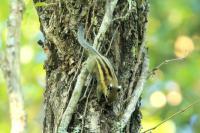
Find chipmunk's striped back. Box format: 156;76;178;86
77;25;121;102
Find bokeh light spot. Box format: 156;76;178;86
150;91;166;108
20;45;34;64
167;90;182;106
174;36;194;58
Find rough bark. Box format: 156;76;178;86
0;0;26;132
33;0;149;132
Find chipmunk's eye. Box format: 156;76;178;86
117;85;122;92
108;85;113;91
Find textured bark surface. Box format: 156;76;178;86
33;0;149;132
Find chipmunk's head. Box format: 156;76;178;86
106;84;121;102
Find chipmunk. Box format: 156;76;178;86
77;25;121;102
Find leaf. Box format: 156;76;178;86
35;2;47;7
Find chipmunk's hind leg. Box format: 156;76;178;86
96;84;103;102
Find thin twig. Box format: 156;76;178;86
148;57;185;78
105;25;119;56
67;47;84;97
79;76;92;101
85;5;91;33
142;99;200;133
81;81;93;133
86;2;96;39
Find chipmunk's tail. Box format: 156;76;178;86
77;25;100;56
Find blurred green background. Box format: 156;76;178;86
0;0;200;133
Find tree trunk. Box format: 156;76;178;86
0;0;26;132
33;0;149;132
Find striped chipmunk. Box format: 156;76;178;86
77;25;121;103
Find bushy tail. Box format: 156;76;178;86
77;25;99;55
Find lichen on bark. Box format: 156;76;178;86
33;0;149;132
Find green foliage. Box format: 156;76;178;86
142;0;200;132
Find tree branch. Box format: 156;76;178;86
93;0;118;49
1;0;27;132
114;51;149;131
58;1;118;132
81;84;93;133
58;66;88;133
